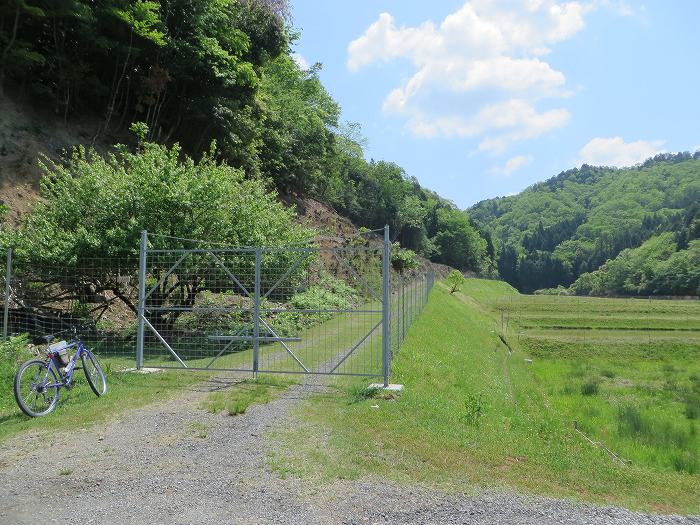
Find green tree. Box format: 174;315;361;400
257;54;339;194
8;137;314;328
445;270;465;294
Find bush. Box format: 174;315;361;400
391;243;420;272
7;139;314;309
271;274;359;335
445;270;465;294
15;139;314;260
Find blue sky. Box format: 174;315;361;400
290;1;700;208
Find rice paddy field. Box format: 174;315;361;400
491;292;700;476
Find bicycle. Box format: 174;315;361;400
13;328;107;417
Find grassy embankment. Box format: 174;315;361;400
269;279;700;514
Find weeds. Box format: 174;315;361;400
580;380;600;396
201;376;295;416
670;451;699;475
464;392;486;426
347;384;379;404
683;394;700;420
190;422;207;438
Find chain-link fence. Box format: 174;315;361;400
2;226;434;384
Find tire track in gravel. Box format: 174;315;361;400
1;373;699;524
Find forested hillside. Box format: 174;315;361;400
0;0;493;273
471;154;700;295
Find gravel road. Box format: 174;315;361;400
1;374;698;525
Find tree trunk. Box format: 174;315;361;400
0;2;21;99
103;30;133;135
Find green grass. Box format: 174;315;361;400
200;374;296;416
269;280;700;514
189;422;208;438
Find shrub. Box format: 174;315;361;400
445;270;465;294
270;274;360;335
8;138;314;320
391;243;420;272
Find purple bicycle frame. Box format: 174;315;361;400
43;339;91;388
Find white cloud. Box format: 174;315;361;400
401;99;570;149
578;136;665;167
490;154;534;176
291;52;309;70
347;1;600;149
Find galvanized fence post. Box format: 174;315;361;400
3;248;12;340
136;230;147;369
396;275;406;345
411;276;415;323
253;247;261;377
403;276;406;342
382;225;391;387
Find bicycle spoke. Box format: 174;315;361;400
16;361;59;417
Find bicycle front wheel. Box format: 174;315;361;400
14;359;60;417
82;352;107;396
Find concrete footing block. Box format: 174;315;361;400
369;383;404;392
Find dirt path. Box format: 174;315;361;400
1;375;698;525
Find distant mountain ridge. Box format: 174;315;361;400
470;153;700;295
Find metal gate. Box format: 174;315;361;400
136;227;393;383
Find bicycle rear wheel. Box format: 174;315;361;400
14;359;60;417
81;352;107;396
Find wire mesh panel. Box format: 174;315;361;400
5;252;139;360
141;248;258;370
257;245;385;376
390;272;435;358
137;231;394;377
